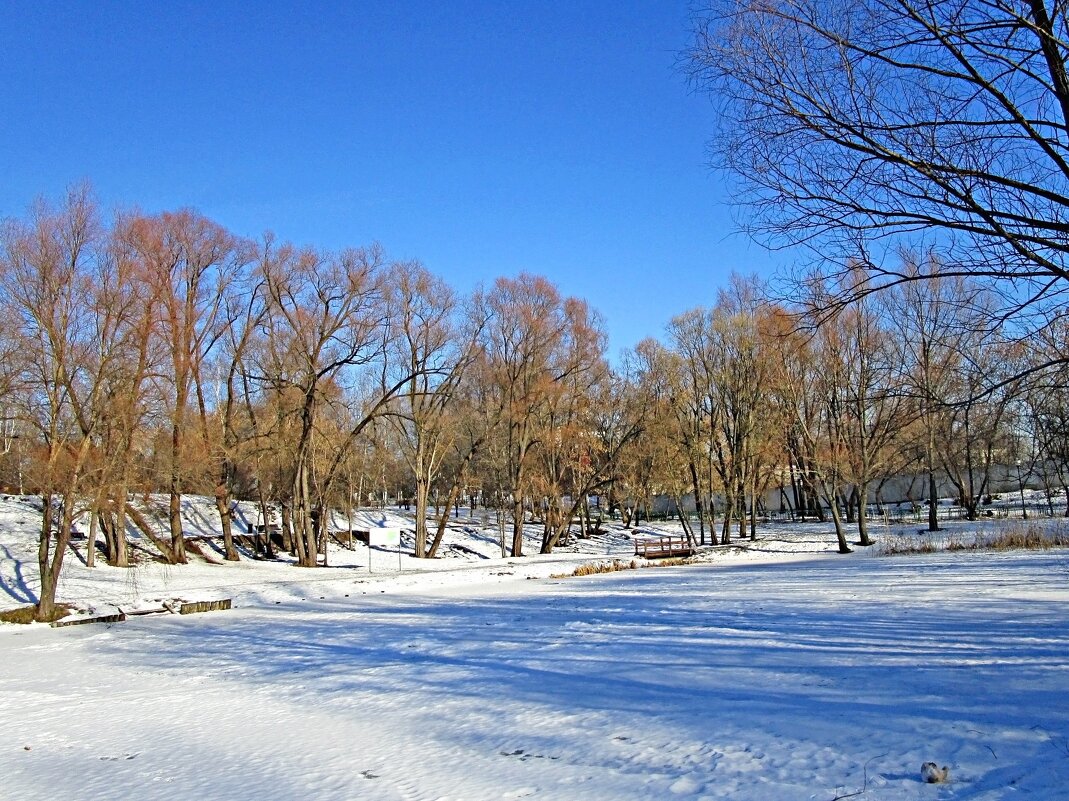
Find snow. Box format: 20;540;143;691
1;494;1068;799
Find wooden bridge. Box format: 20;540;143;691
633;535;694;559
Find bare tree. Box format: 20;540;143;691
0;186;112;619
936;338;1019;521
257;241;389;567
201;262;263;561
82;214;165;568
766;304;855;552
665;310;719;545
887;261;981;529
1022;350;1069;514
617;340;694;530
624;339;701;534
664;278;781;545
425;352;499;558
797;274;911;543
529;301;644;554
541;362;648;553
479;274;601;557
386;262;481;558
0;283;28;493
689;0;1069;363
127;210;244;563
707;279;781;543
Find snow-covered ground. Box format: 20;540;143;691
1;495;1068;799
0;493;887;617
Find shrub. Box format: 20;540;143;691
553;556;696;578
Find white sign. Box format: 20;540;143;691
370;527;402;547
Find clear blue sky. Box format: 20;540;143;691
0;1;781;355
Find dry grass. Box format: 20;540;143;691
977;525;1069;550
0;605;37;625
553;559;636;578
553;555;697;579
0;603;75;625
880;523;1069;556
646;556;696;568
880;537;936;556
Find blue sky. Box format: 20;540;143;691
0;1;782;355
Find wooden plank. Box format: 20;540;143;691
179;599;232;615
52;611;127;628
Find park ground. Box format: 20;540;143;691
1;496;1068;800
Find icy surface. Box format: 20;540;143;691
1;495;1068;799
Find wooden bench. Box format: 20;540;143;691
633;536;694;559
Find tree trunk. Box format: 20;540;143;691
750;465;761;540
168;486;186;563
687;458;706;545
928;470;940;532
736;485;746;542
125;503;177;562
828;490;852;554
36;493;58;622
315;504;328;567
87;504;98;569
293;463;318;567
844;487;858;524
37;490;78;621
511;494;524;557
215;462;239;562
677;504;694;543
168;405;188;563
280;502;294;557
427;480;464;558
413;476;429;558
720;488;733;545
856;480;873;546
110;494;130;567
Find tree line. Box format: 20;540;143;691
683;0;1069;538
2;187;1066;620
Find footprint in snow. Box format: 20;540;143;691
500;749;558;762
